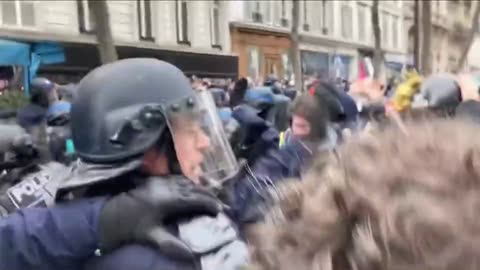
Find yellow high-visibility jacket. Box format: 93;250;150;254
392;73;422;111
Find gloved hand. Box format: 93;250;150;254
98;177;222;261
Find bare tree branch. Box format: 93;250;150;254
291;0;303;92
371;0;382;79
420;0;431;75
413;0;420;71
89;0;118;64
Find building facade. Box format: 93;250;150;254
404;0;475;73
299;0;407;81
0;0;238;81
468;35;480;71
227;0;292;83
226;0;409;83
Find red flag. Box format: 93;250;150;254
358;60;367;79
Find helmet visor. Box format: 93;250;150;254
165;90;239;186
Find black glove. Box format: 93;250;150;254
98;177;222;261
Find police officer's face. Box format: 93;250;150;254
171;117;211;184
291;115;311;139
142;119;210;183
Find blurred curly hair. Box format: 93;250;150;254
248;119;480;270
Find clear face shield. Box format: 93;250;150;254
164;90;239;188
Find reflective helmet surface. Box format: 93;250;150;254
72;58;238;186
31;77;55;93
71;58;194;163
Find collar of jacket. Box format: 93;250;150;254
45;158;143;200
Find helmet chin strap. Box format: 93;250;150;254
156;131;182;175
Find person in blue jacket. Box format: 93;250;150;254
227;81;345;228
0;59;247;270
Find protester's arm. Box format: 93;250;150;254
226;144;305;227
0;198;105;270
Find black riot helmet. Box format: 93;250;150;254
71;58;237;183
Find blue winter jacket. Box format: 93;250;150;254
84;245;196;270
226;137;315;228
227;127;338;229
0;198;104;270
0;197;202;270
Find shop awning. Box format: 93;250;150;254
0;39;65;94
0;39;30;66
39;43;239;79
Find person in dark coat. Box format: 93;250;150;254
229;77;248;107
227;82;342;230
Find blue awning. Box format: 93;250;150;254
30;43;65;81
0;39;30;66
0;39;65;94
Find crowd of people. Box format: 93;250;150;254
0;57;480;270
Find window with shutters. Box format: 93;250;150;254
1;0;36;28
392;15;399;49
302;0;310;31
271;0;281;26
381;13;388;47
280;0;289;27
262;1;272;25
176;0;190;45
357;3;367;42
341;3;353;39
138;0;154;41
268;0;289;27
322;0;333;35
247;0;262;23
210;0;221;48
77;0;95;33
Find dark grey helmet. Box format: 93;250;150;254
71;58;196;163
420;73;461;109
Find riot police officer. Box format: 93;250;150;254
0;58;244;270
